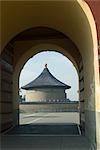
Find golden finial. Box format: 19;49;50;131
45;64;47;68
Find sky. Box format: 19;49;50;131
19;51;79;101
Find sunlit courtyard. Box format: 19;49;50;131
20;112;80;125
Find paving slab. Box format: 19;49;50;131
1;135;91;150
4;124;79;135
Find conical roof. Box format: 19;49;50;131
21;64;71;90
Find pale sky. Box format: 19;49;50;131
19;51;79;101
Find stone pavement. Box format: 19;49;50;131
1;112;91;150
4;124;79;135
1;135;91;150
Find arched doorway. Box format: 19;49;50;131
13;32;83;128
0;1;99;149
19;51;79;127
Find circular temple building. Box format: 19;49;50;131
21;64;71;103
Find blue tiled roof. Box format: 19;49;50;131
21;66;71;90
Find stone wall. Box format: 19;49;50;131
79;60;85;133
0;43;14;132
19;102;79;113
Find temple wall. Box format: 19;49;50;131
25;88;66;102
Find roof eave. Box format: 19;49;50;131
21;85;71;90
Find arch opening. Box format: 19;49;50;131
11;28;84;133
18;51;80;129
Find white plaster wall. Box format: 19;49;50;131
25;88;66;102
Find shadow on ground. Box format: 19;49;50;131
4;123;79;135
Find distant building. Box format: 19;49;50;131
21;64;71;103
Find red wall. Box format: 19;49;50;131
86;0;100;40
85;0;100;72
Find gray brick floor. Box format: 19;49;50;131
4;124;79;135
1;112;91;150
1;135;91;150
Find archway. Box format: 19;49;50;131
19;50;79;124
13;38;83;127
0;1;99;149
